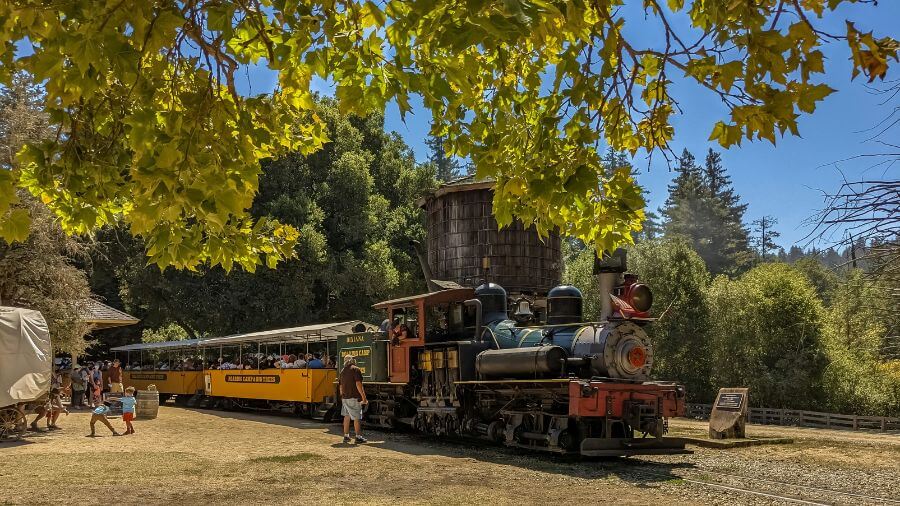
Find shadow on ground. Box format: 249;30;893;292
179;404;695;486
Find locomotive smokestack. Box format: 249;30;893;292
594;248;628;321
410;240;442;293
598;273;617;321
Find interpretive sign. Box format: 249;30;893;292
709;387;749;439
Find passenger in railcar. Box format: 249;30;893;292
308;353;324;369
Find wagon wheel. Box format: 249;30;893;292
0;407;25;440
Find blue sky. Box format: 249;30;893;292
238;3;899;249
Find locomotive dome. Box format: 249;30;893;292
546;284;584;324
475;282;508;317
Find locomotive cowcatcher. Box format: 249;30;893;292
336;261;689;457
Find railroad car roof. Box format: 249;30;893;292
199;320;372;346
372;288;475;309
110;339;201;352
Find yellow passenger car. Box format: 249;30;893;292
199;321;372;415
110;339;203;403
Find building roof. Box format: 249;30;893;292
199;320;373;346
81;299;140;329
415;175;495;208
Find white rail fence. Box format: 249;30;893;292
686;403;900;432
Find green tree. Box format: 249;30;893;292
561;246;604;322
0;2;894;268
0;71;91;357
701;149;753;274
425;134;462;182
629;238;713;401
821;270;900;416
91;100;436;337
141;322;191;344
707;263;826;409
792;257;840;306
0;195;92;357
661;150;710;248
662;148;753;275
752;215;781;260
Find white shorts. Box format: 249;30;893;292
341;398;363;421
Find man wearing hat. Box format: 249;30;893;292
339;354;368;444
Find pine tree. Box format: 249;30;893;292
604;148;661;241
662;149;709;249
425;134;462;182
700;149;753;274
661;148;753;275
752;215;781;259
0;71;50;170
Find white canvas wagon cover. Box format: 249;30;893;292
0;307;51;407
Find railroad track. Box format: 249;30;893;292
621;463;900;505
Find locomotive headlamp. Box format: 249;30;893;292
629;284;653;313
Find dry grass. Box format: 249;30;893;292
1;407;897;505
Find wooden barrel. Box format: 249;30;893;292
136;386;159;419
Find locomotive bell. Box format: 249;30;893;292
512;296;534;324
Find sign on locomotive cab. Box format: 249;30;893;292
337;332;389;382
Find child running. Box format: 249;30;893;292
121;387;137;435
88;401;121;437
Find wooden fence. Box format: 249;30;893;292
686;404;900;432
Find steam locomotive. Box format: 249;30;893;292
336;266;688;457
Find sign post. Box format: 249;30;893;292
709;387;749;439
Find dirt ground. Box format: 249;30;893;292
1;406;898;505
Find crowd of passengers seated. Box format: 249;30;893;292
124;359;201;371
212;353;335;370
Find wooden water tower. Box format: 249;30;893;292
418;176;561;294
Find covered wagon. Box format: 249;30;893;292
0;307;52;439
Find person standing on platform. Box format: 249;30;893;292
69;367;85;409
339;355;368;444
108;359;123;394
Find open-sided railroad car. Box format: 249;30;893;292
197;321;368;414
111;339;203;403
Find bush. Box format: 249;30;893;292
630;238;713;401
820;270;900;416
707;263;826;409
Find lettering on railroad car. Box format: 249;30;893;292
224;374;281;384
345;334;368;344
130;373;167;381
